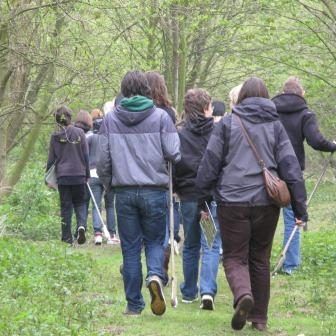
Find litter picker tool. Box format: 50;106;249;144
168;161;178;308
86;182;111;240
271;152;333;276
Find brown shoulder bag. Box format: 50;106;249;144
235;115;291;207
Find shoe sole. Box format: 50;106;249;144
201;298;214;310
77;228;86;245
148;279;166;316
181;298;198;304
231;295;254;330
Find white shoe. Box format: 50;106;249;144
107;234;120;245
200;294;214;310
94;233;103;245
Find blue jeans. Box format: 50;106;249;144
283;205;301;271
115;188;167;312
180;201;221;300
89;178;116;234
200;201;221;297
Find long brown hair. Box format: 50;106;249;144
237;77;269;104
145;71;171;107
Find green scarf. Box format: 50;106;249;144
120;95;154;112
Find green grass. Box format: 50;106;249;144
0;180;335;335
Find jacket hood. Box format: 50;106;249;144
272;93;307;114
74;121;91;133
185;116;214;135
115;105;154;126
54;125;82;143
232;97;278;123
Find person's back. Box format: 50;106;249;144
97;70;180;317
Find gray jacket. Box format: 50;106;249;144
97;105;181;189
196;97;307;221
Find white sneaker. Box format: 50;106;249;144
94;233;103;245
200;294;214;310
107;234;120;245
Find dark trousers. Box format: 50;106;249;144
217;205;280;324
58;184;87;243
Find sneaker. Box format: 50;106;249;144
77;226;86;245
147;275;166;316
200;294;214;310
123;307;141;316
107;233;120;245
181;297;198;304
231;294;254;331
252;322;267;331
94;233;103;245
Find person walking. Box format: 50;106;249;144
197;77;308;331
272;76;336;275
46;106;90;245
174;88;222;310
97;70;181;316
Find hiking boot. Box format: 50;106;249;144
252;322;267;331
77;226;86;245
107;233;120;245
147;275;166;316
94;233;103;245
181;297;198;304
231;294;254;330
200;294;214;310
123;307;141;317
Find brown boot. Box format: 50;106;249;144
231;294;254;330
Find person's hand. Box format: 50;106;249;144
295;218;305;227
200;211;209;220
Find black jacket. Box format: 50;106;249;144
272;93;336;170
174;116;214;201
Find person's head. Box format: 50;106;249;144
229;84;243;109
184;88;212;121
145;71;171;107
75;109;93;129
282;76;305;96
236;77;269;104
120;70;151;98
103;101;114;115
54;105;72;126
91;108;103;120
212;100;225;117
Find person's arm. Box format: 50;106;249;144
160;112;181;163
274;121;308;222
96;118;112;191
303;112;336;152
196;119;227;193
46;136;56;171
80;132;90;180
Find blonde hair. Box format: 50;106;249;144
283;76;304;96
91;108;103;120
229;84;243;109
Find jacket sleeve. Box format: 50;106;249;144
160;112;181;163
96;118;112;190
274;121;308;221
303;112;336;152
196;120;226;193
80;132;90;179
46;135;56;172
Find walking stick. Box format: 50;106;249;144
86;182;111;240
169;162;178;308
272;152;333;276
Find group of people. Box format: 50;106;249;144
46;70;336;332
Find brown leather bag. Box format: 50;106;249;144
236;115;291;207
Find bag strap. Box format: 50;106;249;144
235;114;266;169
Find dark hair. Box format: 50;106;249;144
145;71;171;107
237;77;269;104
212;100;225;116
283;76;304;96
184;88;211;121
55;105;72;126
120;70;151;98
